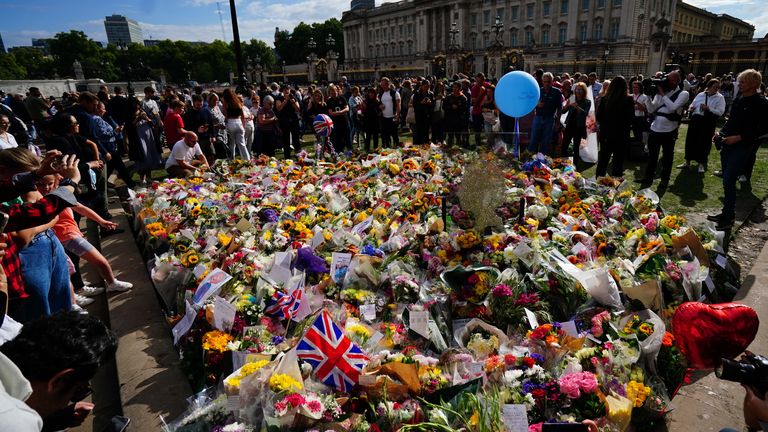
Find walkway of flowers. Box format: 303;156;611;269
135;146;741;432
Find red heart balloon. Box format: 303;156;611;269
673;302;759;369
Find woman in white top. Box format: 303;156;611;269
0;115;19;150
630;81;649;145
680;79;726;172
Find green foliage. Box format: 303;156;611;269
48;30;103;78
0;53;27;79
6;47;54;79
274;18;344;66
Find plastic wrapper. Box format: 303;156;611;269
619;310;665;374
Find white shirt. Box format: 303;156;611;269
689;91;726;118
0;133;18;150
0;352;43;432
632;93;649;117
166;139;203;169
645;88;690;133
380;89;401;118
0;316;22;345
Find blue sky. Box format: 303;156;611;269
1;0;765;49
0;0;352;48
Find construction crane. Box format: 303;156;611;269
216;2;228;42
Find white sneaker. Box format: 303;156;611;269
698;164;706;173
738;175;748;183
106;279;133;292
72;303;88;314
78;286;105;297
74;293;94;306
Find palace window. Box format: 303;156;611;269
527;4;534;20
581;0;589;11
543;1;551;17
594;20;603;40
542;27;550;44
558;24;567;43
579;21;587;41
511;6;519;21
610;18;620;39
561;0;569;14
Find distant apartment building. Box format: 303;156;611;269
104;14;144;46
32;38;52;55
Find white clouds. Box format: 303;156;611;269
685;0;749;7
130;0;350;46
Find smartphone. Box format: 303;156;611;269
0;212;9;234
111;415;130;432
542;423;588;432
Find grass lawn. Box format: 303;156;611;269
135;124;767;219
578;123;768;217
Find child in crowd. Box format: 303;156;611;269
32;174;133;292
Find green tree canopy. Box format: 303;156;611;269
48;30;103;78
0;53;27;80
274;18;344;66
7;47;55;80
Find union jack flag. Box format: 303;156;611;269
264;288;303;320
296;309;369;392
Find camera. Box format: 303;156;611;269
714;132;725;150
716;352;768;398
643;75;675;97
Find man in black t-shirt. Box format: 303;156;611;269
327;84;351;152
274;85;302;158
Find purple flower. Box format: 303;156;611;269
293;247;329;274
259;209;279;223
272;335;284;345
530;353;545;363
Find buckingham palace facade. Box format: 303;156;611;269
341;0;680;81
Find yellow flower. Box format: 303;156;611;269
269;373;303;393
201;330;233;353
190;206;203;217
218;233;233;247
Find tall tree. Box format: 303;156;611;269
6;47;54;79
0;53;26;80
241;39;275;71
48;30;103;78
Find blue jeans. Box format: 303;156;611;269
528;116;555;154
19;229;71;321
720;144;752;221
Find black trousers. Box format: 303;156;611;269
280;122;300;159
380;117;398;148
596;137;626;177
644;129;678;182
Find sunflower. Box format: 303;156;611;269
280;220;295;232
190;206;203;217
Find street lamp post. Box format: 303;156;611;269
602;46;611;78
448;22;460;77
307;37;317;82
228;0;248;93
326;34;335;56
282;60;287;84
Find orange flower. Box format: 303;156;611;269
662;331;675;347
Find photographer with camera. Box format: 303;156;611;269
706;69;768;230
636;70;689;189
717;352;768;432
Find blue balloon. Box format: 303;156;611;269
495;71;540;118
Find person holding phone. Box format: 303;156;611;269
0;311;117;432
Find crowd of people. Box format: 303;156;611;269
0;62;766;430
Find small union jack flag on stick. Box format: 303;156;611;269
264;288;303;321
296;309;368;392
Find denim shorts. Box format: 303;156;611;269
62;236;96;257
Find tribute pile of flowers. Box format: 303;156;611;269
135;147;740;432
